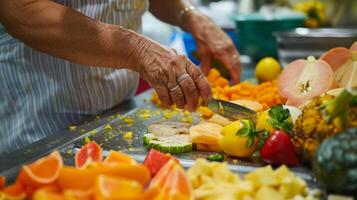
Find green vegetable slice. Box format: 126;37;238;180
207;153;224;162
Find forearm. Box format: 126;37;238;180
0;0;144;69
149;0;197;31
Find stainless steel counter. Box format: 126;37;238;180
0;89;320;191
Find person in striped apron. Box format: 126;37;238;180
0;0;241;155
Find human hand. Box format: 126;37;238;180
184;11;242;83
130;37;212;111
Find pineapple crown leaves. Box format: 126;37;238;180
320;89;357;124
267;105;293;134
236;120;260;148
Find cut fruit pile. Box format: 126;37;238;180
0;142;190;200
0;143;321;200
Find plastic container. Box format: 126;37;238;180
234;13;305;61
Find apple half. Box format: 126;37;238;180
279;56;334;107
320;46;356;88
320;47;351;71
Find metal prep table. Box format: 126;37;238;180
0;89;319;191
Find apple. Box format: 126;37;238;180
320;47;353;87
279;56;334;107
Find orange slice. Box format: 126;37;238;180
58;167;97;190
17;151;63;187
96;163;150;187
75;141;103;168
58;163;150;191
63;189;93;200
32;187;64;200
94;175;143;200
1;182;26;200
148;159;192;200
103;151;137;165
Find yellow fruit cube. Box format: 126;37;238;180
235;181;254;198
244;166;278;189
274;165;294;184
278;176;307;198
255;186;284;200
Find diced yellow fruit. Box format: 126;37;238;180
189;122;223;145
255;186;284;200
197;106;214;118
274;165;294;184
235;181;254;197
104;124;112;130
278;176;307;199
244;166;278;189
85;136;91;144
208;114;232;126
123;132;133;140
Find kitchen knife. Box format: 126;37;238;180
205;99;257;121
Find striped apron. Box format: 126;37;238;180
0;0;148;155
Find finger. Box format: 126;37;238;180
186;65;212;101
166;61;186;109
197;45;212;75
154;87;172;108
220;52;241;83
169;85;186;109
178;74;198;112
176;58;199;112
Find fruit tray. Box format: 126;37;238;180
0;90;319;192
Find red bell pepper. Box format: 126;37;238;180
260;130;300;166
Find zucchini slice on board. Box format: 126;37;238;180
142;122;193;154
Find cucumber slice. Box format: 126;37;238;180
142;122;193;154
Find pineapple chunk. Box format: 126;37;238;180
274;165;294;184
235;181;254;198
278;176;306;198
255;186;284;200
244;166;278;189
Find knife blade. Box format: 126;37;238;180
205;99;257;121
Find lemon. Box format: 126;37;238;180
255;57;281;83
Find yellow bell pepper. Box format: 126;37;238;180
218;120;258;158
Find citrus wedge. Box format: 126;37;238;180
17;151;63;187
103;151;137;165
149;159;192;200
75;141;103;168
1;182;26;200
63;189;93;200
58;167;98;190
32;187;64;200
96;163;150;186
94;175;143;200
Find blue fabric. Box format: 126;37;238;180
0;0;148;155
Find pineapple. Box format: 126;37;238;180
292;89;357;161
